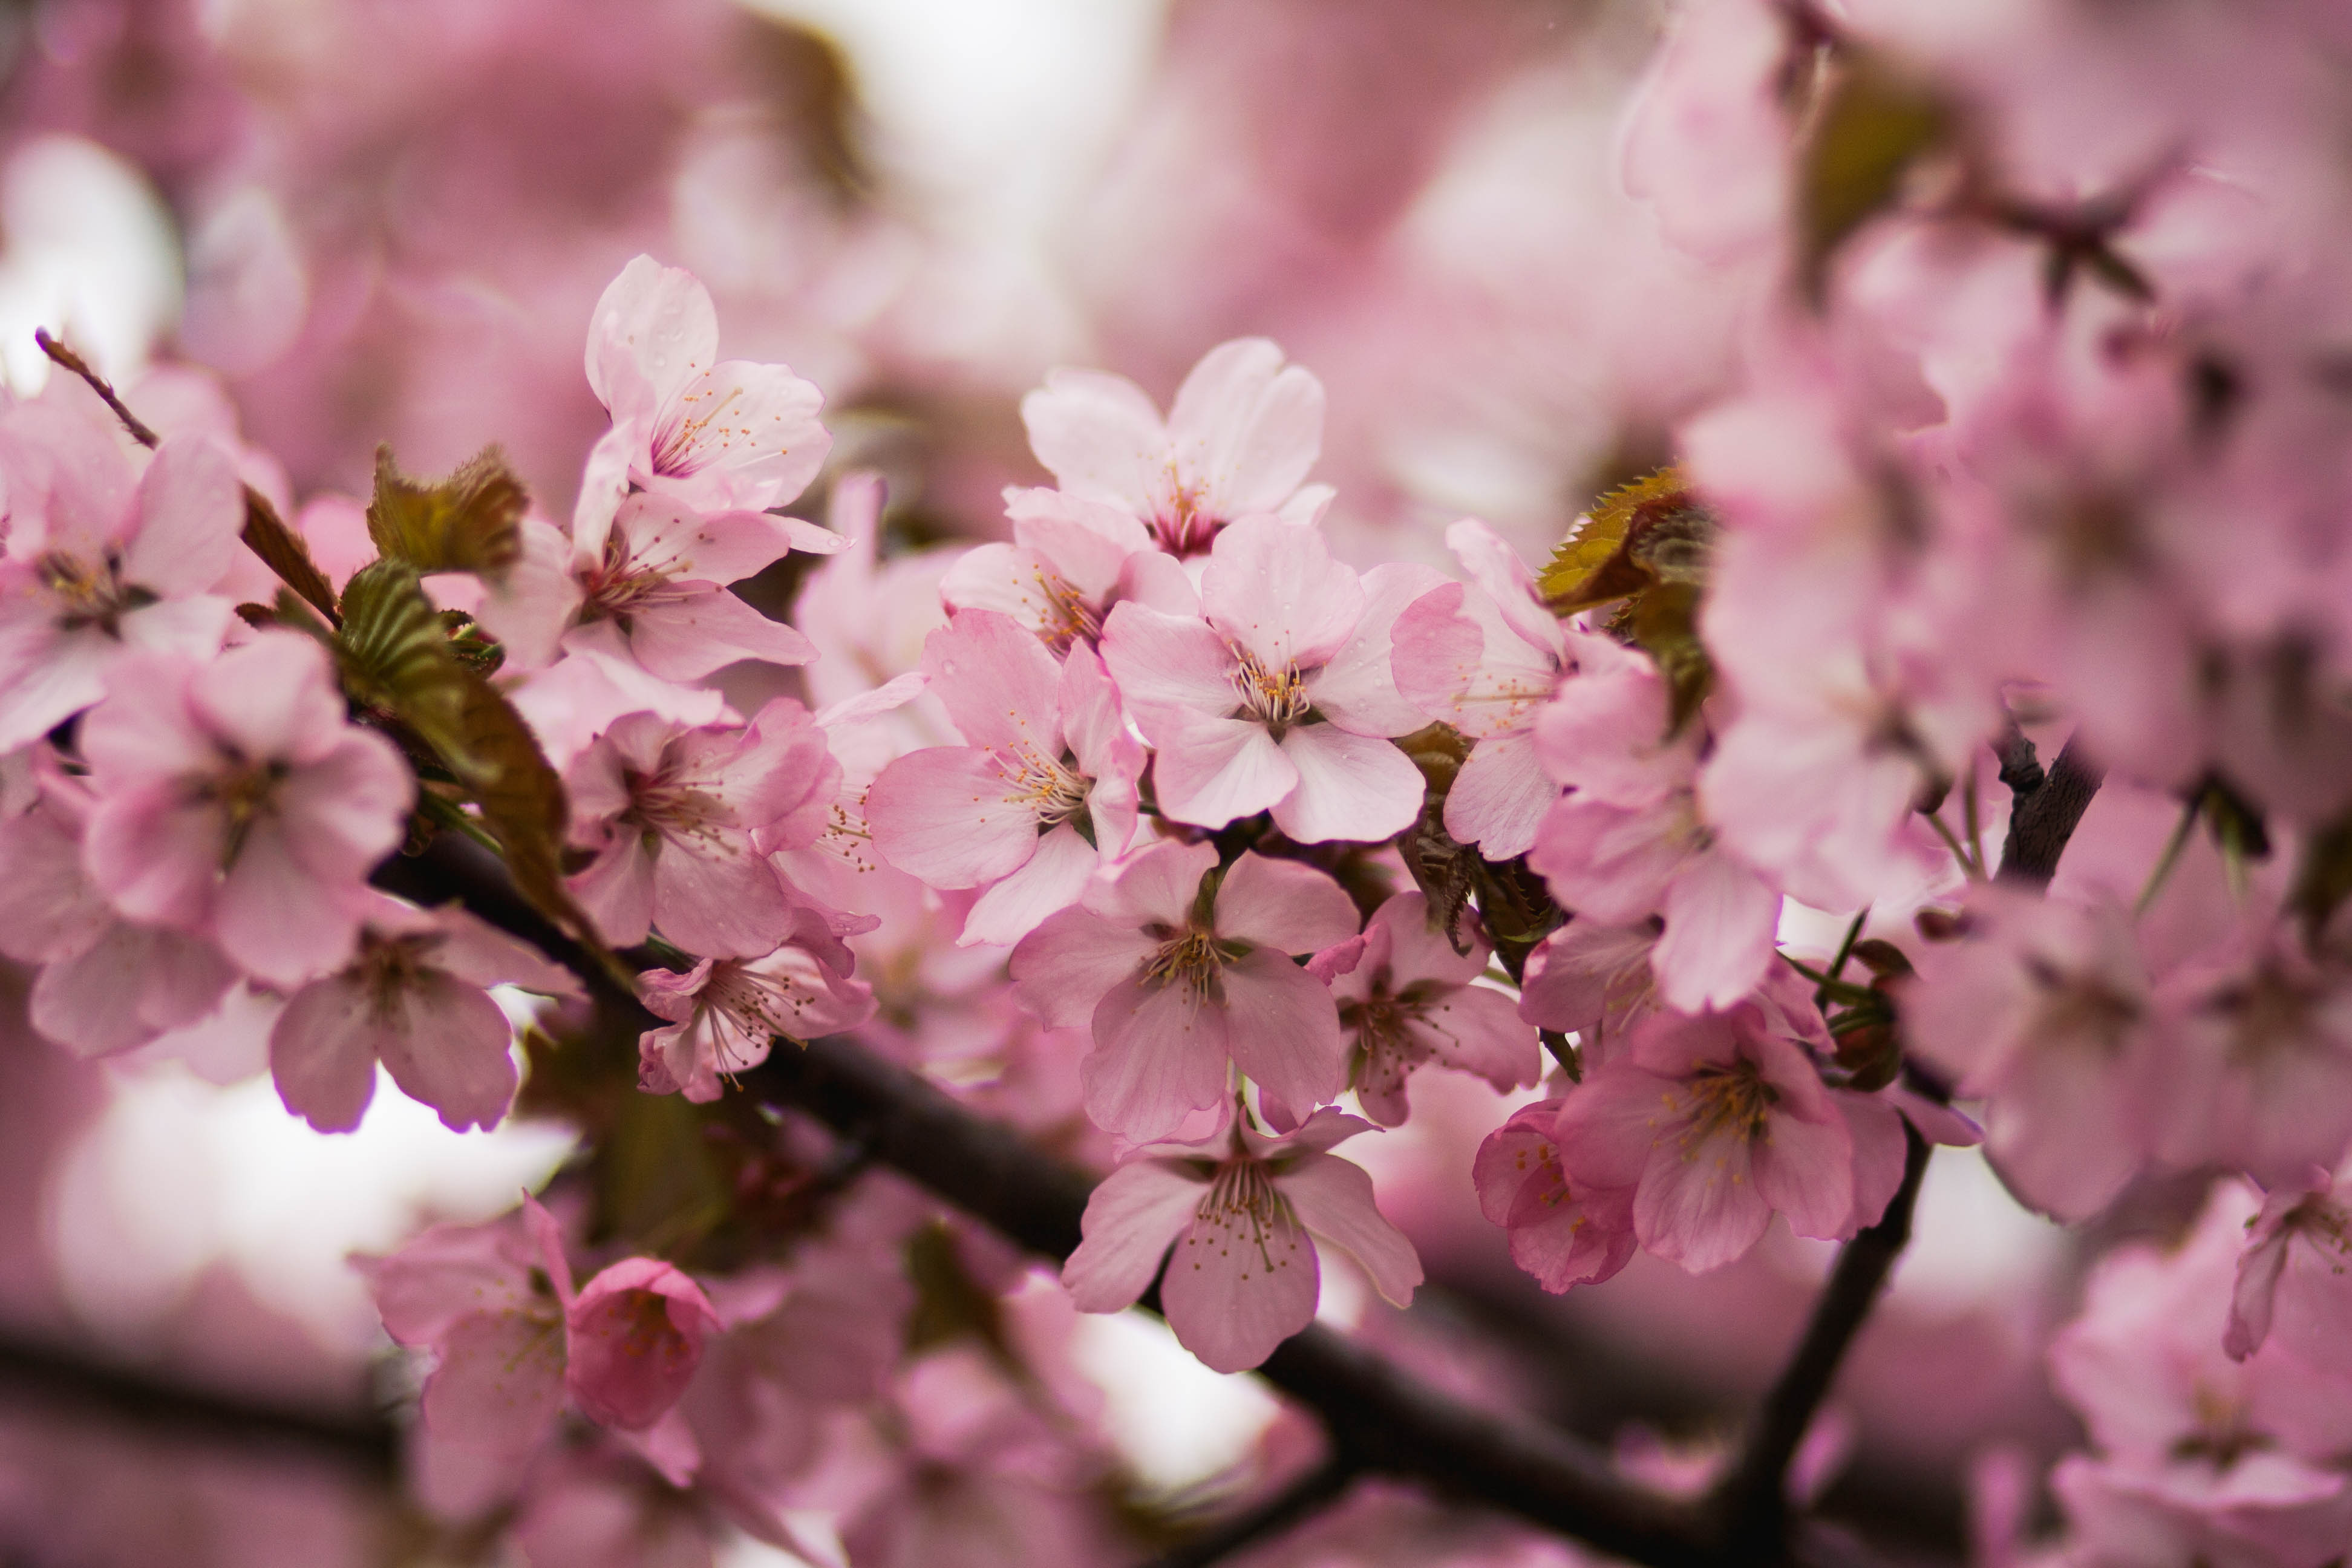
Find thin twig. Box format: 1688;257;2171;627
1139;1453;1360;1568
1708;1125;1932;1544
36;329;160;447
0;1331;398;1477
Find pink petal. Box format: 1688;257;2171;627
1220;949;1347;1117
586;255;720;414
1099;601;1236;719
1168;339;1324;520
1653;849;1780;1011
422;1309;566;1459
867;747;1043;889
377;973;521;1132
1269;722;1423;844
1160;1179;1318;1373
627;587;815;681
32;920;235;1057
1278;1151;1422;1307
1088;838;1219;930
649;358;829;515
568;833;658;947
564;1258;722;1431
122;434;241;594
921;609;1063;753
1310;561;1451;737
1201;518;1362;673
1634;1125;1774;1273
1062;1159;1205;1312
268;975;385;1132
1011;907;1161;1030
1082;976;1236;1141
188;633;348;767
0;613;108;753
1443;733;1557;861
961;821;1097;947
1155;710;1301;830
650;832;798;958
1213;850;1360;953
1020;367;1166;513
217;819;367;985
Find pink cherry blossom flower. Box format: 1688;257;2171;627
866;608;1142;947
0;754;234;1056
941;486;1194;652
1010;840;1361;1141
572;254;831;556
563;697;839;956
1901;886;2158;1221
1517;919;1664;1074
269;895;583;1134
557;491;834;681
2227;1168;2352;1373
1527;632;1779;1011
1472;1100;1638;1293
635;920;877;1102
563;1255;724;1432
1062;1108;1422;1373
1390;518;1572;859
0;421;243;751
1554;999;1858;1273
1020;337;1331;558
1324;892;1539;1126
77;633;413;987
1100;518;1440;842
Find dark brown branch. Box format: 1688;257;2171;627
1140;1454;1359;1568
1996;733;2103;887
1709;1124;1930;1548
0;1331;397;1476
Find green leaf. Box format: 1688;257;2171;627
1798;53;1950;303
365;444;528;576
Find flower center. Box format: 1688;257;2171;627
1154;479;1220;558
1031;563;1103;651
2022;955;2141;1054
1230;648;1311;735
1141;927;1238;1003
1192;1155;1302;1278
579;532;670;623
1674;1059;1779;1151
999;742;1092;828
650;382;746;478
197;757;291;867
41;549;148;634
622;769;732;849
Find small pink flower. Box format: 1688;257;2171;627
866;608;1143;946
635;923;876;1102
0;756;236;1056
269;895;583;1134
2227;1168;2352;1372
558;491;834;681
1100;518;1439;842
1517;920;1664;1074
1010;840;1361;1141
1555;999;1857;1273
572;255;831;555
564;1255;724;1432
1902;886;2158;1221
941;486;1194;652
0;418;244;750
1390;519;1571;860
564;697;839;956
78;633;413;987
1472;1100;1638;1293
1062;1108;1422;1373
1327;892;1539;1125
1020;338;1331;558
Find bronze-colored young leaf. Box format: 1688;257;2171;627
366;444;528;576
1798;51;1950;302
2290;809;2352;949
1540;468;1714;613
241;486;342;624
336;560;599;950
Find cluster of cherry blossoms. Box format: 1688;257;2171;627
16;0;2352;1563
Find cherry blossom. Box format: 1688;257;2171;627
77;633;413;988
1019;337;1331;559
1324;892;1539;1125
865;607;1142;946
1473;1100;1638;1293
1062;1108;1422;1372
563;697;838;956
0;417;244;751
635;920;876;1102
2226;1168;2352;1374
1010;840;1361;1141
268;895;583;1133
572;254;831;555
1391;518;1572;859
1100;517;1438;842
